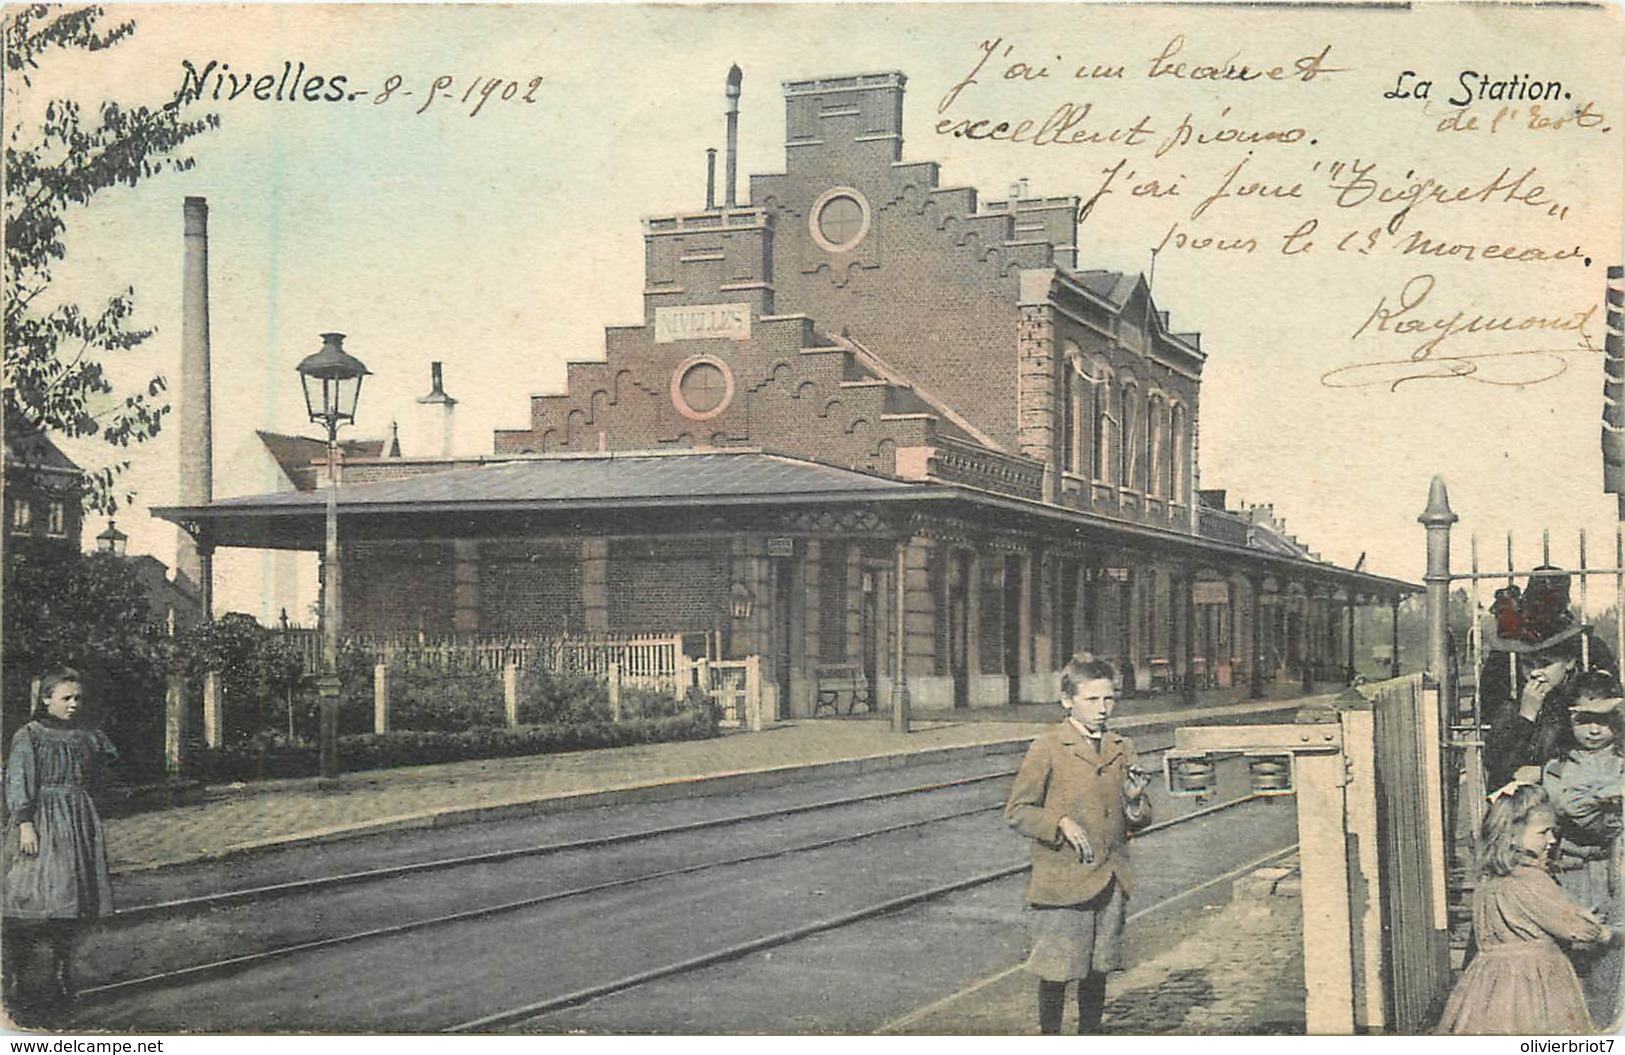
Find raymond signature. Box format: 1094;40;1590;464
1320;346;1578;391
1325;273;1598;390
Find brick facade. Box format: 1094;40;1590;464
186;69;1399;718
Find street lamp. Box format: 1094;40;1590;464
296;332;370;780
95;520;128;557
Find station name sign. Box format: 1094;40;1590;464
655;303;751;343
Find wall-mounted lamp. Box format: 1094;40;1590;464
730;583;754;620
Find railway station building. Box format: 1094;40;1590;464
159;70;1416;717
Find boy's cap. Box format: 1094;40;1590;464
1571;695;1624;716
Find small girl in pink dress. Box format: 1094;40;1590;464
1438;782;1614;1034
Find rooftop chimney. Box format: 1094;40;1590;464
416;361;458;457
706;147;717;211
179;196;213;618
724;64;742;208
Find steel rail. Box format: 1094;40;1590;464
443;791;1272;1033
81;745;1204;1004
112;740;1176;921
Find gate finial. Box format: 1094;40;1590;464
1419;475;1458;527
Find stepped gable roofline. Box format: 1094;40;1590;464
642;206;772;235
782;71;907;96
826;331;1004;452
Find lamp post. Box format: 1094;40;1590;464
95;520;128;557
296;332;370;780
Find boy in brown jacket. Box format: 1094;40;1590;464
1006;655;1153;1033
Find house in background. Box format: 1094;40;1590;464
158;70;1417;717
5;409;85;557
6;403;205;633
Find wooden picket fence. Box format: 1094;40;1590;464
275;628;762;729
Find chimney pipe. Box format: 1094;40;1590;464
179;196;213;618
706;148;717;211
724;64;742;208
416;360;458;458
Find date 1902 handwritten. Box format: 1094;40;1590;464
367;73;544;116
168;60;542;117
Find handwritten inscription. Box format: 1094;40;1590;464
1323;273;1596;389
169;60;543;116
939;35;1344;112
933;34;1609;390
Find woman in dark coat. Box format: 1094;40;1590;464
1481;567;1618;789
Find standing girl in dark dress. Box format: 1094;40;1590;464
3;668;117;1025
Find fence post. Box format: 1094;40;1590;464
202;671;222;749
1337;693;1386;1030
745;655;762;731
504;661;520;728
608;662;622;723
695;657;712;719
165;673;187;774
1419;477;1458;712
374;663;390;735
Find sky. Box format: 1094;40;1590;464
12;2;1625;620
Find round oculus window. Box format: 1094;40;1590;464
672;357;734;421
810;188;871;253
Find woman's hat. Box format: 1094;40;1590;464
1484;619;1587;656
1484;565;1587;654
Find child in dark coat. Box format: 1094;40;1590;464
1006;655;1152;1034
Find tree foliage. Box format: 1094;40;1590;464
178;613;308;745
3;5;218;512
2;548;173;771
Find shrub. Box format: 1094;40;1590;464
386;665;504;732
516;669;611;725
189;709;718;783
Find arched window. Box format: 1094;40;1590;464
1093;372;1114;485
1147;394;1166;497
1062;347;1096;477
1171;403;1189;504
1060;348;1078;474
1120;383;1140;491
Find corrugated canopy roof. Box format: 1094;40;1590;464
153;449;1417;597
204;450;918;511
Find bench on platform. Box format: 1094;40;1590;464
1148;657;1174;693
814;665;873;716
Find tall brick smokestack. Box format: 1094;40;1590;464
724;64;741;208
179;196;213;617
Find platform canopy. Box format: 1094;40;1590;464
153;448;1418;600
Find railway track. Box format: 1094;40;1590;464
74;743;1290;1033
446;793;1268;1033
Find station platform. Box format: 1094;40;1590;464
884;854;1308;1035
104;683;1323;874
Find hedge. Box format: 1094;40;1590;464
189;709;719;784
